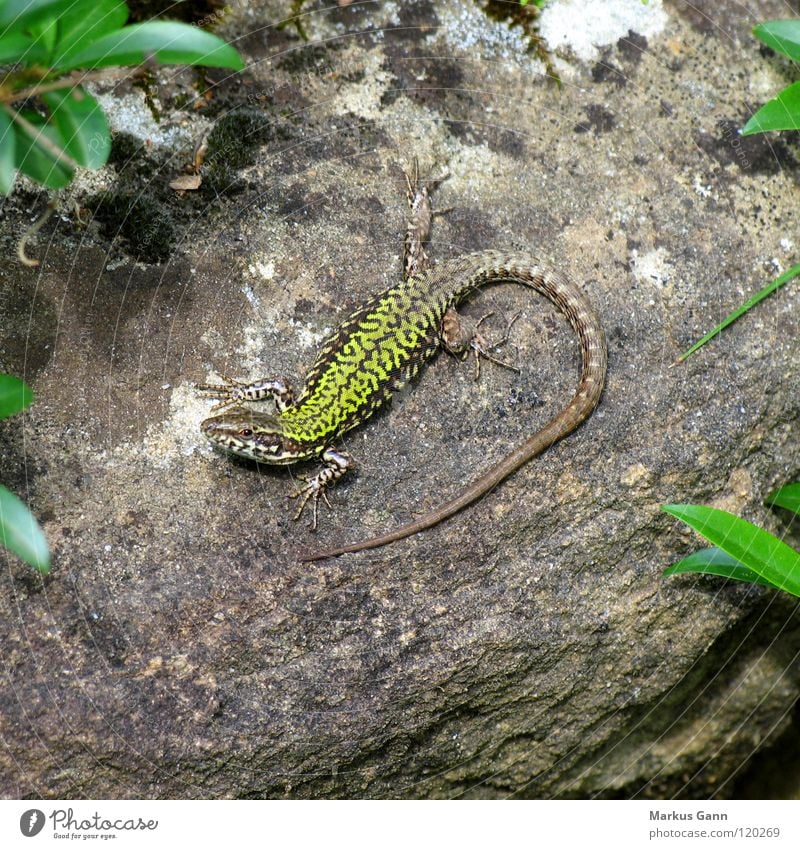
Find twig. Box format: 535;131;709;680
0;67;130;104
17;201;56;267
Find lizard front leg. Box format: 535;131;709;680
196;376;295;412
289;448;354;529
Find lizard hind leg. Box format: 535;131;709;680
441;307;522;381
402;157;450;279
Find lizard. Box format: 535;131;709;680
198;161;607;560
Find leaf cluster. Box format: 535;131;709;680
663;486;800;597
0;0;243;194
744;21;800;135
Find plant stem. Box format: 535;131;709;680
0;66;139;104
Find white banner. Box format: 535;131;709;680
1;799;796;848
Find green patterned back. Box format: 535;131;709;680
279;274;449;446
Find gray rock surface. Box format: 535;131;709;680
1;0;799;798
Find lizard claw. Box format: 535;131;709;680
196;375;249;410
289;479;327;529
470;311;522;381
288;452;347;529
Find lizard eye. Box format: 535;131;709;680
239;428;253;438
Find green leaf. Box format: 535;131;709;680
11;109;75;188
0;1;125;65
663;504;800;596
48;0;129;66
742;81;800;135
663;546;777;589
0;0;76;29
766;483;800;515
0;374;33;419
0;30;47;64
41;86;110;169
25;10;60;58
753;20;800;62
0;484;50;573
676;262;800;362
0;108;16;196
54;20;245;72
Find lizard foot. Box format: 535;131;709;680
288;448;353;529
196;376;251;411
469;310;522;381
289;477;333;529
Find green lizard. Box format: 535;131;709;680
198;163;607;560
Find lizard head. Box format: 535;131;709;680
201;406;300;464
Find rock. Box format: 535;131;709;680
1;0;798;799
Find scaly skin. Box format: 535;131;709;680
199;249;607;559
